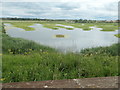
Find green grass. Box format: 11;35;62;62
55;34;65;38
96;23;118;31
2;52;118;83
114;34;120;38
41;23;59;30
66;28;74;30
80;44;120;56
6;22;36;31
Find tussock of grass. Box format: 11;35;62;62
8;22;36;31
114;34;120;38
66;28;74;30
56;34;65;38
2;51;119;83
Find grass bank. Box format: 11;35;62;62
2;33;56;55
114;34;120;38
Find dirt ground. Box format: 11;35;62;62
2;76;119;88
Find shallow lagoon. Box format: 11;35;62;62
5;23;118;52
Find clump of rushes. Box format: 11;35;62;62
65;28;74;30
52;27;59;30
55;34;65;38
8;22;35;31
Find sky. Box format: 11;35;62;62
1;0;119;20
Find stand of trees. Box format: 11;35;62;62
74;19;97;23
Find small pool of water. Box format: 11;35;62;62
5;23;118;52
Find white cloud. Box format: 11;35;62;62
2;0;119;2
1;1;119;20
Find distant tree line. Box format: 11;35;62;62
1;17;45;21
1;17;71;21
74;19;119;23
1;17;119;23
74;19;97;23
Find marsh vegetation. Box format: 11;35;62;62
1;21;119;83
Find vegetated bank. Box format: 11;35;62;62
2;22;119;83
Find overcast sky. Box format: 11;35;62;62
1;0;119;20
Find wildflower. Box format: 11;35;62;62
24;52;28;55
64;73;67;76
40;49;43;52
43;52;48;54
10;52;13;54
18;49;21;52
29;49;32;51
8;49;11;52
0;78;5;81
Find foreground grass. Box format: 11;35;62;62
3;52;118;83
